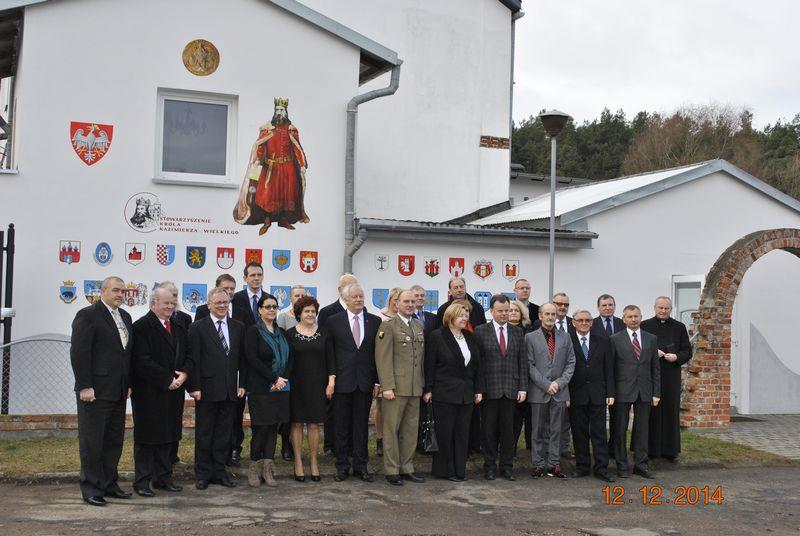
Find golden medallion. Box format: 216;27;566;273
182;39;220;76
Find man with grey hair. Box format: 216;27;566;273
130;287;188;496
435;276;486;329
317;273;364;455
409;285;436;335
70;276;133;506
185;287;246;489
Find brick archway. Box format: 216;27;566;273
682;228;800;427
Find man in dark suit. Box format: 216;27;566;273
474;294;527;481
609;304;661;479
227;262;264;466
513;278;540;325
158;280;194;466
194;274;236;321
410;284;437;335
130;288;188;496
592;293;625;460
185;287;246;489
70;276;133;506
435;277;487;330
568;310;615;482
317;272;359;455
327;283;381;482
526;303;575;479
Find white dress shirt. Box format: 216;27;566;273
492;320;508;348
212;314;230;350
455;335;471;365
348;309;364;346
556;317;569;333
626;327;642;345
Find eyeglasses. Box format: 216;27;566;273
260;305;278;310
515;286;531;290
574;318;592;323
553;302;569;307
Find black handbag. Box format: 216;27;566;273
421;401;439;453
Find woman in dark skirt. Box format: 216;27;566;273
286;295;335;482
244;293;293;488
423;303;484;481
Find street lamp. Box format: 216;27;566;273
537;109;571;301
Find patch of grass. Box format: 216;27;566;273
0;428;790;478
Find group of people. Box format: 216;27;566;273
69;266;691;506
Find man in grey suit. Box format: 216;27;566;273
609;305;660;479
526;303;575;479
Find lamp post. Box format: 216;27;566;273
537;110;571;301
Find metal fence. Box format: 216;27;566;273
0;336;75;414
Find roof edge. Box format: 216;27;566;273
497;0;522;13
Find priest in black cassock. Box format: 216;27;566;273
640;296;692;462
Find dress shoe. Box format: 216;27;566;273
153;482;183;492
401;473;425;483
195;480;209;490
105;489;132;499
665;455;680;464
282;449;294;462
310;474;322;483
484;469;496;481
633;467;655;479
546;465;567;479
616;471;630;479
354;470;374;483
531;466;544;478
571;470;591;478
376;438;384;457
215;477;236;488
594;472;616;483
501;470;516;482
294;474;306;483
448;476;465;482
228;449;242;467
561;450;576;460
134;487;155;498
334;471;349;482
385;474;403;486
324;448;335;457
84;496;107;507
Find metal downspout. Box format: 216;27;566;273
508;11;524;153
343;62;402;274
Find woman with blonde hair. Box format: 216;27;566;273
508;300;533;332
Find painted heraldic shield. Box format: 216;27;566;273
299;250;318;273
70;122;113;166
272;249;290;271
217;247;235;269
125;243;145;266
373;288;389;309
187;246;206;269
473;259;493;280
398;255;415;276
449;257;464;278
245;248;263;265
156;244;175;266
502;259;519;280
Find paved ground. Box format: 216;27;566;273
693;414;800;460
1;466;799;535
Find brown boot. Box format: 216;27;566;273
248;460;262;487
263;459;277;487
258;217;272;235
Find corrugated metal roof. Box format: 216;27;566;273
470;159;800;227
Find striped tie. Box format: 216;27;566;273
217;321;229;355
632;331;641;360
547;330;555;359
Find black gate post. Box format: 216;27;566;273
1;223;14;414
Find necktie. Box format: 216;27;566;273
546;330;555;359
217;320;229;355
605;317;613;336
111;309;128;348
499;325;507;356
351;315;361;349
415;311;424;328
581;336;589;360
165;318;172;334
632;331;641;360
251;294;259;321
558;320;565;332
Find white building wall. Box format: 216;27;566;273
2;0;361;343
302;0;513;221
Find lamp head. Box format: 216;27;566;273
538;109;572;137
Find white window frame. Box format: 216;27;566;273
671;274;705;323
153;88;238;188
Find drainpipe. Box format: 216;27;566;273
343;62;402;274
508;11;524;156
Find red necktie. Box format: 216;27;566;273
165;318;172;334
632;331;641;360
499;326;507;356
547;329;555;359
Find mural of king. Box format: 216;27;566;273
233;97;310;235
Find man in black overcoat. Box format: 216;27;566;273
130;288;188;496
641;296;692;462
70;276;133;506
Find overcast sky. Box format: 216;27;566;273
513;0;800;129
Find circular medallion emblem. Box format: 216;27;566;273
182;39;220;76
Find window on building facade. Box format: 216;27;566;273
671;275;704;325
154;89;237;187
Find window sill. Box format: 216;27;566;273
0;168;19;175
152;177;238;189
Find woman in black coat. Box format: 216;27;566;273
423;302;484;481
244;293;293;488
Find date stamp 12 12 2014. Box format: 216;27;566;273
603;485;725;506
